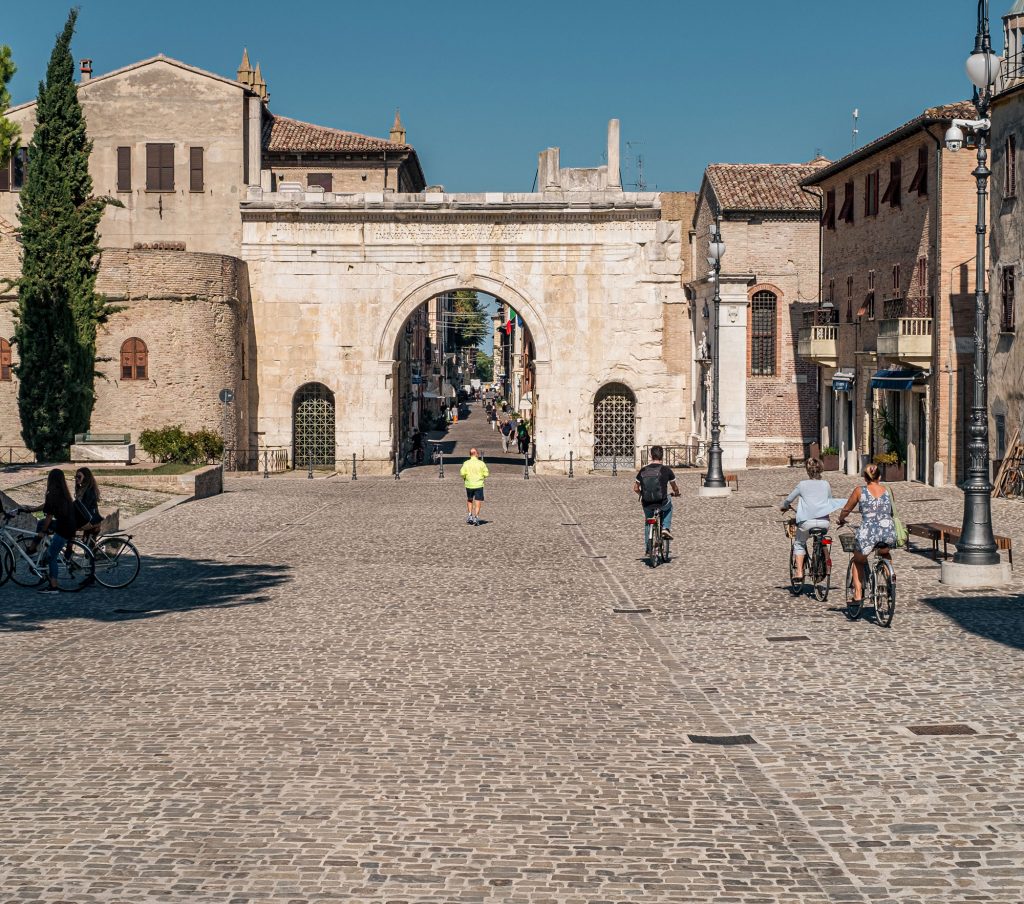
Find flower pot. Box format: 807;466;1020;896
822;454;840;471
881;462;905;482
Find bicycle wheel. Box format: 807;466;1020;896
844;559;863;620
53;540;94;592
789;544;803;595
92;536;141;589
812;547;831;602
0;539;12;587
649;523;661;568
873;559;896;627
662;536;671;564
10;535;45;587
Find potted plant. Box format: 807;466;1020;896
821;445;840;471
873;450;905;482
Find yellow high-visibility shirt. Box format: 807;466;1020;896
460;457;489;489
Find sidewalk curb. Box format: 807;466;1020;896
122;493;194;529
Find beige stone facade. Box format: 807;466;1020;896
801;102;979;486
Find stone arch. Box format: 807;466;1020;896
378;269;551;364
747;282;784;300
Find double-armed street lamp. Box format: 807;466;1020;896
941;0;1008;583
700;214;728;494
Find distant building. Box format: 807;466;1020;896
688;160;827;468
801;101;978;485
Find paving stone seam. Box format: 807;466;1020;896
537;475;873;904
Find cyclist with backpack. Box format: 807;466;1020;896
633;445;680;540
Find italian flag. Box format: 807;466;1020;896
505;306;517;335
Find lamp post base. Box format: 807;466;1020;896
939;559;1012;588
697;485;732;498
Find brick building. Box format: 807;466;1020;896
987;2;1024;461
800;102;979;486
687;161;826;468
0;52;423;456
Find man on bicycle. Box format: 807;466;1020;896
634;446;680;539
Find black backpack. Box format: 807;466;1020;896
638;466;666;505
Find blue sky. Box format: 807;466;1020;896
4;0;997;192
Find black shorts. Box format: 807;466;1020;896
466;487;485;501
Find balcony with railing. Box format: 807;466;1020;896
877;296;933;365
797;308;839;367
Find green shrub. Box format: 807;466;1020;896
822;446;839;456
139;425;224;464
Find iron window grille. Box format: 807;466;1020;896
1006;135;1017;199
750;290;777;376
1002;266;1015;332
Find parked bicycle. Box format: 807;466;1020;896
838;530;896;627
784;519;833;601
645;508;671;568
1;510;95;592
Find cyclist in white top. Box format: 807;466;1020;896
780;458;843;581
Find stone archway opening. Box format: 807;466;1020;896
593;382;636;470
292;382;336;469
391;289;538;469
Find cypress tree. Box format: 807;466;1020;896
13;10;113;461
0;45;18;165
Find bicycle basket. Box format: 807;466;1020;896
838;533;857;553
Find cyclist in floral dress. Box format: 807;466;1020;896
837;463;896;604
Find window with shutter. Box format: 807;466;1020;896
749;290;777;376
1006;136;1017;199
864;170;880;216
189;147;204;192
821;189;836;230
12;148;27;189
117;147;131;192
120;338;148;380
908;146;928;196
0;338;11;381
838;181;855;223
892;263;901;293
307;172;333;192
881;159;901;207
146;143;174;191
0;160;8;192
1002;267;1015;332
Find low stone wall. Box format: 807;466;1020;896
96;464;222;499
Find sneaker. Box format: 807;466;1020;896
466;515;473;524
471;516;479;526
662;529;673;540
38;585;59;594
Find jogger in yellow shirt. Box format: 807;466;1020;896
460;448;489;526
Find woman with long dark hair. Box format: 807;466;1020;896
75;466;103;545
17;469;77;593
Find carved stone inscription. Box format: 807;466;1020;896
370;222;608;243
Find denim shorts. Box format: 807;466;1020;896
465;487;484;501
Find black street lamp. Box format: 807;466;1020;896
702;214;728;491
944;0;1002;570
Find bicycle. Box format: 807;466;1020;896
86;531;141;589
644;506;671;568
838;531;896;627
1;510;95;592
784;519;833;601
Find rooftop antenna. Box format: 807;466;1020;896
852;108;860;151
626;140;646;191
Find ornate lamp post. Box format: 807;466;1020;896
942;0;1009;583
701;215;728;494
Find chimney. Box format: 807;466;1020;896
80;59;93;82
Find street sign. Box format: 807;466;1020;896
219;388;235;404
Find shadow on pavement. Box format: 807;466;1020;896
923;593;1024;650
0;555;290;633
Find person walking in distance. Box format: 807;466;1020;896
460;447;489;526
634;445;680;541
500;418;513;453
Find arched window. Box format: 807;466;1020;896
593;382;636;470
0;338;11;381
750;290;777;376
293;382;336;468
120;338;148;380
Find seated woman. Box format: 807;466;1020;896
780;457;841;581
74;467;104;545
837;463;896;604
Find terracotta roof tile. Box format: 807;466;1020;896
262;114;412;154
705;160;832;212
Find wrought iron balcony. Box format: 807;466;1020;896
877;296;933;365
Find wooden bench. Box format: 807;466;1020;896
907;521;1013;564
700;472;738;490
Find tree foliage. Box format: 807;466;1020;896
474;350;493;382
452;289;487;350
0;44;18;166
13;10;116;460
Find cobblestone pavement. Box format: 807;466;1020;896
2;427;1023;902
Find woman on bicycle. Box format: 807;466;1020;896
780;457;841;581
16;469;78;594
74;466;104;545
836;463;896;605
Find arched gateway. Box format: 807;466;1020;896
241;125;691;474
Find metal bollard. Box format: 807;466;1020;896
353;453;358;481
568;451;574;478
612;453;617;476
263;450;269;479
393;450;399;480
438;452;445;479
307;457;313;479
524;452;530;480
